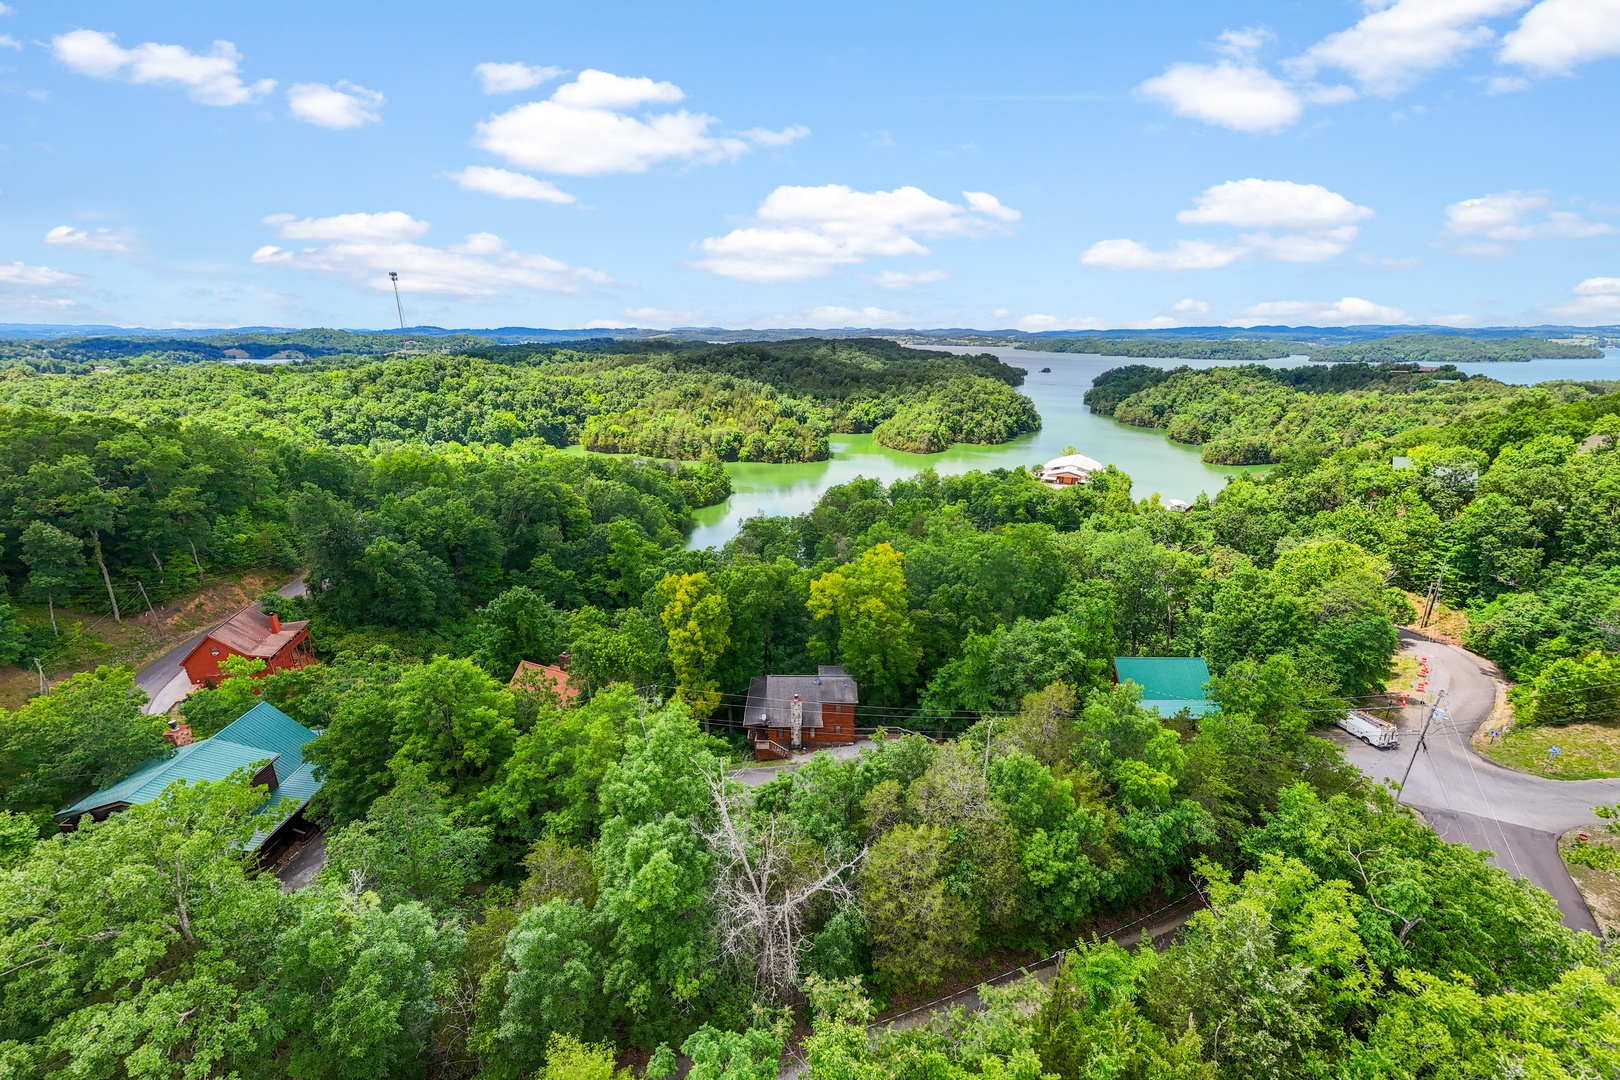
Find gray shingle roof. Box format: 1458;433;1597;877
743;666;858;730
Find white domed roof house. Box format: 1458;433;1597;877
1037;452;1103;487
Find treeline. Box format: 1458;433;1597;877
0;338;1038;462
0;407;727;654
1085;361;1611;464
1015;332;1604;364
0;328;498;374
1309;333;1603;364
1019;338;1301;360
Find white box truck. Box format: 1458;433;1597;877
1338;709;1399;749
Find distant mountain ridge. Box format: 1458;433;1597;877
1;321;1615;346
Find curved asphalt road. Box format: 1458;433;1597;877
1326;631;1620;934
134;577;307;715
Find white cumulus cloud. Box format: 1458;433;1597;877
0;35;19;51
1146;3;1588;132
1542;276;1620;319
0;260;77;287
693;185;1019;284
1287;0;1528;96
1442;190;1614;253
1086;179;1371;270
287;81;383;129
474;69;802;176
1231;296;1413;326
1176;178;1374;230
51;29;274;106
1016;314;1108;332
740;125;811;147
804;306;902;326
1139;60;1302;132
1082;238;1250;271
866;269;952;289
44;225;133;253
1500;0;1620;74
474;61;564;94
449;165;576;204
252;211;609;297
0;258;82;315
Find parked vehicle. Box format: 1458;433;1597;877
1338;709;1399;749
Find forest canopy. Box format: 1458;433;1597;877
0;337;1037;463
1;335;1619;1079
1015;332;1602;362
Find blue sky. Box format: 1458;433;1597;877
2;0;1619;331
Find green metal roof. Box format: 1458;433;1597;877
1139;698;1217;719
58;701;320;821
247;760;323;851
215;701;313;785
1114;657;1213;710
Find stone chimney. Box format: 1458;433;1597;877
557;651;570;670
268;613;281;634
163;717;194;747
789;694;803;750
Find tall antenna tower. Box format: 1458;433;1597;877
388;271;406;339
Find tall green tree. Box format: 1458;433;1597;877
468;585;567;681
808;542;920;705
18;522;85;634
656;571;731;717
0;777;290;1078
272;889;463;1080
322;769;491;911
0;666;165;823
390;657;516;802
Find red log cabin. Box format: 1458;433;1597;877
181;605;315;689
742;666;859;760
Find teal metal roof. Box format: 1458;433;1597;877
1114;657;1213;709
58;701;321;822
1140;698;1217;718
247;760;323;851
214;701;313;784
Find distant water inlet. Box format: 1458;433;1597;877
681;347;1265;549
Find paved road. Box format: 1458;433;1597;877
134;576;307;715
731;742;867;787
276;832;327;892
1328;632;1620;933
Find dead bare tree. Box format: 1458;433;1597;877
701;767;862;1001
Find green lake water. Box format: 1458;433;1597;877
566;345;1617;550
684;347;1265;549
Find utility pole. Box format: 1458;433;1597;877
389;272;406;340
982;717;995;782
1396;689;1445;804
135;579;158;629
1420;559;1446;629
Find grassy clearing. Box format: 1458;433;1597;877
1402;591;1469;647
1560;828;1620;937
1478;720;1620;780
0;571;296;710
